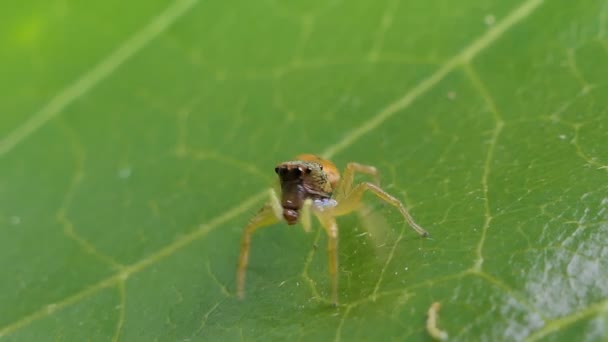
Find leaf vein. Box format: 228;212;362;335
0;190;266;338
463;64;505;272
0;0;199;157
321;0;545;159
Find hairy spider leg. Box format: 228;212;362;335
237;189;283;299
333;163;428;237
334;181;429;237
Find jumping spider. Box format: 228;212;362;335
237;154;429;305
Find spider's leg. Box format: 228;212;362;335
334;162;380;200
316;213;340;306
267;187;283;218
300;198;313;233
237;189;282;299
334;182;429;237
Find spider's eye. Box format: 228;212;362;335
305;167;312;174
294;168;302;176
319;165;323;170
274;167;279;174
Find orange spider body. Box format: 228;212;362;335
296;154;341;189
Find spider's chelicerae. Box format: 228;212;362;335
237;154;429;305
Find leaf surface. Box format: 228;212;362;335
1;0;608;340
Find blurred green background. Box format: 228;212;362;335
1;0;607;340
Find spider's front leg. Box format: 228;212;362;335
316;213;340;306
237;189;283;299
334;163;429;237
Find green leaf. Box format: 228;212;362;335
1;0;607;340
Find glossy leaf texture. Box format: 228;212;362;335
1;0;607;341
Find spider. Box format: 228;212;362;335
236;154;429;305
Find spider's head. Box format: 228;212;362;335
274;161;331;194
274;160;332;224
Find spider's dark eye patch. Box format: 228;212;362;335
305;167;312;174
274;167;279;174
294;168;302;176
277;166;289;175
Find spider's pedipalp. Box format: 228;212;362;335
301;198;313;232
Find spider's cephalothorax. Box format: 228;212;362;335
274;160;332;225
237;154;429;305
